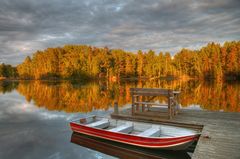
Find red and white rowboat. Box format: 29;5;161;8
69;116;201;150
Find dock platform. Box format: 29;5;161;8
111;108;240;159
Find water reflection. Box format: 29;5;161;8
0;91;114;159
1;80;240;159
0;80;18;94
0;80;240;112
71;132;191;159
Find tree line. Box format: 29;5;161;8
0;63;18;79
1;41;240;81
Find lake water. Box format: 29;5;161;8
0;80;239;159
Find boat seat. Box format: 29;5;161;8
86;119;110;129
109;122;133;133
137;125;160;137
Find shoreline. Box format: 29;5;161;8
1;77;240;83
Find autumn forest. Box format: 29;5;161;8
0;41;240;81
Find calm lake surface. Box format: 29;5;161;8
0;80;240;159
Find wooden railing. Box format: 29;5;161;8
130;88;180;119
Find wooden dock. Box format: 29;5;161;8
111;107;240;159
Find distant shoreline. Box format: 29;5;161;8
1;76;240;82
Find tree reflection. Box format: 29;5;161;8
1;80;239;112
0;81;18;94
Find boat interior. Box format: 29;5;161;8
73;116;200;138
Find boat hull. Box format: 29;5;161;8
71;132;192;159
70;122;199;150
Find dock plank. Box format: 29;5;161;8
111;108;240;159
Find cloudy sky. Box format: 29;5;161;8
0;0;239;65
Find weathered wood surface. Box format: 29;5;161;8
130;88;180;96
111;108;240;159
134;102;169;107
130;88;180;119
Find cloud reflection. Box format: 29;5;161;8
0;90;114;159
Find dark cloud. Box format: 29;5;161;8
0;0;239;65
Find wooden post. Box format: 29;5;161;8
142;96;145;112
114;101;118;114
175;93;180;115
136;95;139;112
132;94;135;115
146;96;150;111
168;90;172;119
